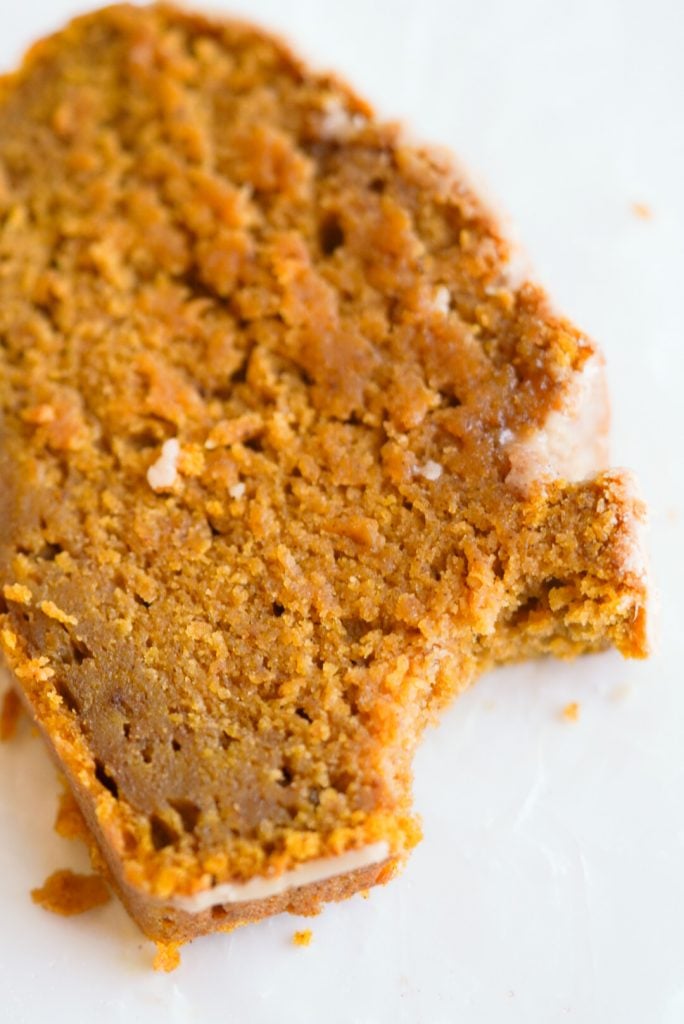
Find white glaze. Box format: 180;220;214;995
168;841;390;913
319;97;366;140
147;438;180;491
504;354;609;491
431;285;451;314
416;460;443;481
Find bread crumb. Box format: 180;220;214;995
0;688;23;741
3;583;32;605
21;403;56;425
206;413;263;449
153;941;182;972
631;201;652;220
55;786;110;875
293;928;313;947
562;701;580;722
1;627;17;651
14;655;54;683
31;869;110;915
54;785;89;841
39;599;78;626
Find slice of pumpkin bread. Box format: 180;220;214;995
0;4;647;945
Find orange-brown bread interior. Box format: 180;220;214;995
0;4;647;941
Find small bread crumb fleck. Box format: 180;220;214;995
0;688;23;741
14;655;54;683
562;701;580;722
3;583;32;605
54;785;89;841
21;403;56;425
1;627;17;651
631;201;652;220
153;941;182;972
39;599;78;626
31;869;110;916
293;928;313;947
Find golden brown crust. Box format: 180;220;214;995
0;3;648;946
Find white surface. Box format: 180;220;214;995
1;1;683;1021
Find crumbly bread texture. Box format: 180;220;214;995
0;4;647;944
31;868;111;916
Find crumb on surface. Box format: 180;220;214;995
562;701;580;722
53;782;109;875
293;928;313;947
31;869;110;916
54;784;89;841
631;201;652;220
153;941;182;972
0;688;23;741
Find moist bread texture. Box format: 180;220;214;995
0;3;647;944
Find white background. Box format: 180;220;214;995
1;1;682;1021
